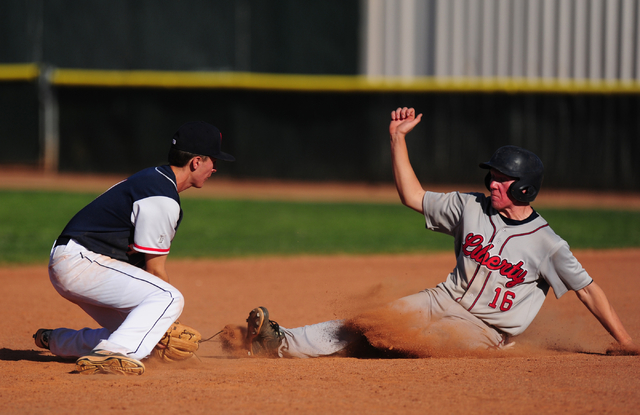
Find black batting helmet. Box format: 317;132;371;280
479;145;544;203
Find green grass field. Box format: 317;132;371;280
1;190;639;264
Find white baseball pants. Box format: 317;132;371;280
47;239;183;360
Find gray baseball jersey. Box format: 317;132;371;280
424;191;593;336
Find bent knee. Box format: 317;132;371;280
147;286;184;319
171;290;185;314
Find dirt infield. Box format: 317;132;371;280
2;170;640;414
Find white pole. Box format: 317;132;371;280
39;65;59;173
362;0;385;76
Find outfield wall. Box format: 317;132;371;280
1;71;639;191
3;1;640;190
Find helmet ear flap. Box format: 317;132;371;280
479;145;543;203
509;182;537;203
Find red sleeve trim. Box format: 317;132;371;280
133;244;170;254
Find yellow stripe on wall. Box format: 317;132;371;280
3;64;640;94
50;69;640;94
0;64;40;81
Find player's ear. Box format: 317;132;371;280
189;156;200;171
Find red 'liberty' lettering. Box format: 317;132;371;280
462;233;528;287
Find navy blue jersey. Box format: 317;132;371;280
58;165;183;265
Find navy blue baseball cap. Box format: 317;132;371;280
171;121;235;161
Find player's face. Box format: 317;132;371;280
488;169;517;211
192;156;217;188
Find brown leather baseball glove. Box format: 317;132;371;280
151;321;201;362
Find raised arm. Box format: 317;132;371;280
575;281;638;355
390;107;426;213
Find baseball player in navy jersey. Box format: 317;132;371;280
33;121;234;375
244;107;638;358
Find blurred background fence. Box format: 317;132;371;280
1;0;639;190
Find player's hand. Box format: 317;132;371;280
389;107;423;137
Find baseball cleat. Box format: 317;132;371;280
245;307;285;357
75;350;145;375
33;329;52;350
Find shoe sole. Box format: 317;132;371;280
76;355;145;376
246;307;268;355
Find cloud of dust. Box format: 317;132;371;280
333;281;418;317
332;282;612;358
342;305;478;358
334;284;499;358
515;305;611;355
214;283;616;359
218;324;250;357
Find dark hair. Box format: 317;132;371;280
168;147;209;167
